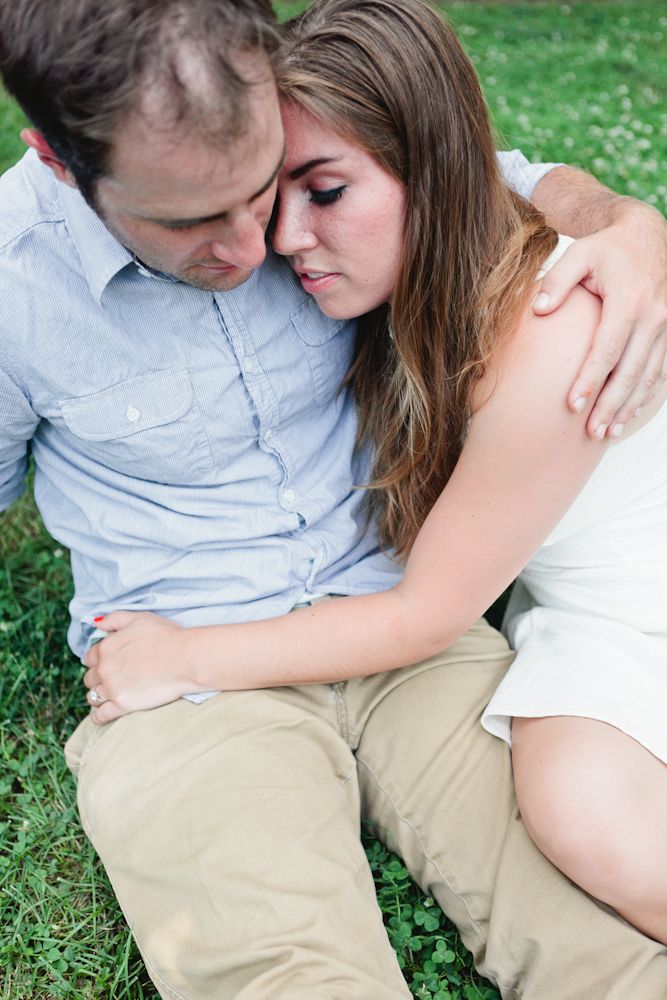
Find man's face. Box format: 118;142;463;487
94;64;284;292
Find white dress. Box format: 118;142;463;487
481;238;667;764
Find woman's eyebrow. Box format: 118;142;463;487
288;157;340;181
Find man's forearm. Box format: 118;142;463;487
532;164;664;238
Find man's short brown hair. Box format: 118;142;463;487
0;0;280;201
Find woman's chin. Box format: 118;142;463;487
313;291;385;321
316;301;357;320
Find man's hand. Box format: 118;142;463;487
82;611;195;724
531;169;667;439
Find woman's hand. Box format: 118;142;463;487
534;200;667;439
82;611;198;725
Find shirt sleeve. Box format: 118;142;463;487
0;363;39;510
496;149;564;200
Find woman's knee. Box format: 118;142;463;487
511;716;667;899
512;718;609;870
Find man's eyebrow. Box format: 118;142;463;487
148;146;286;228
288;157;340;182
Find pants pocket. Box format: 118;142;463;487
64;714;103;777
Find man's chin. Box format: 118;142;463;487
182;264;255;292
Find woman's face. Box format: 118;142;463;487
273;101;405;319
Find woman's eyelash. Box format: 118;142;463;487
309;186;346;206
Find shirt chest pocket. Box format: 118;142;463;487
59;370;214;484
291;300;355;406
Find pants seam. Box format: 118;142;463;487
331;681;351;746
357;754;518;998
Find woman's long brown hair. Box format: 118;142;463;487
279;0;558;558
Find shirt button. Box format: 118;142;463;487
243;358;255;373
126;405;141;423
282;488;296;504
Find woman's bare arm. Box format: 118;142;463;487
83;284;611;722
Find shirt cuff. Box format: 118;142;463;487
496;149;564;200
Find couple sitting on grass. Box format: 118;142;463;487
1;0;666;996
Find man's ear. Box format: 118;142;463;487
21;128;77;188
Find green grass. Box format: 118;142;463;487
0;100;26;175
1;1;665;996
449;0;667;213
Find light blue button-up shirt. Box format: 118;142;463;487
0;149;557;657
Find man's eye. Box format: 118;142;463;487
309;186;346;206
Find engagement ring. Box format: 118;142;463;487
89;686;107;705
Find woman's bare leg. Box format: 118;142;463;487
512;715;667;945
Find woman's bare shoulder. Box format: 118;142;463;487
474;283;602;418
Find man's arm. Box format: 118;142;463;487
531;163;661;239
0;364;39;510
531;165;667;439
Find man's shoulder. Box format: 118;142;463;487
0;153;74;361
0;150;64;254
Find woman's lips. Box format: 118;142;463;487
298;270;341;294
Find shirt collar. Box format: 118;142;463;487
58;182;134;303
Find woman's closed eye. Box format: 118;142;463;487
308;185;346;206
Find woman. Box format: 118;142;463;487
83;0;667;942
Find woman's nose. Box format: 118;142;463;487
272;195;317;257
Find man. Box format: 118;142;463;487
0;1;666;997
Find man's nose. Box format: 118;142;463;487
211;214;267;270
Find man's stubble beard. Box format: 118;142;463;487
96;206;256;293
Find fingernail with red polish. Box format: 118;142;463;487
94;616;105;622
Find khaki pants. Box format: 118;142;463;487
65;619;667;999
